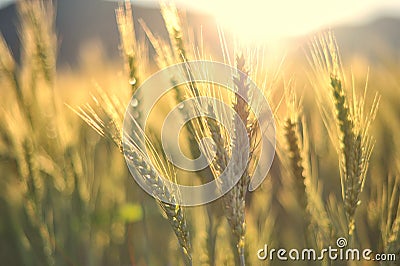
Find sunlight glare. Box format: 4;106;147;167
182;0;386;42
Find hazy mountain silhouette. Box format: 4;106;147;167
333;17;400;63
0;4;19;61
0;0;168;66
1;1;399;67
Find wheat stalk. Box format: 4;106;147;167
284;118;308;210
0;34;34;129
72;83;193;264
19;0;56;85
160;0;188;62
220;54;253;266
124;138;192;264
379;165;400;258
278;78;335;249
309;32;380;237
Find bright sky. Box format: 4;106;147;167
176;0;400;41
1;0;400;41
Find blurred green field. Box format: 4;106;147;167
0;1;399;266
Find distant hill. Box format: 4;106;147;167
0;4;19;62
334;17;400;63
1;1;399;67
0;0;168;66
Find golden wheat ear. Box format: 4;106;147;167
116;1;141;95
308;32;380;237
70;90;194;265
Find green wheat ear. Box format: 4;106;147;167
330;75;359;235
309;32;380;237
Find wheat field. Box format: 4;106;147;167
0;1;399;266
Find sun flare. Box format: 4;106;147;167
177;0;398;41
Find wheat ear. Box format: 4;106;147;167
72;88;193;265
309;33;379;236
284;118;308;215
124;141;192;264
116;1;141;95
221;55;252;266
